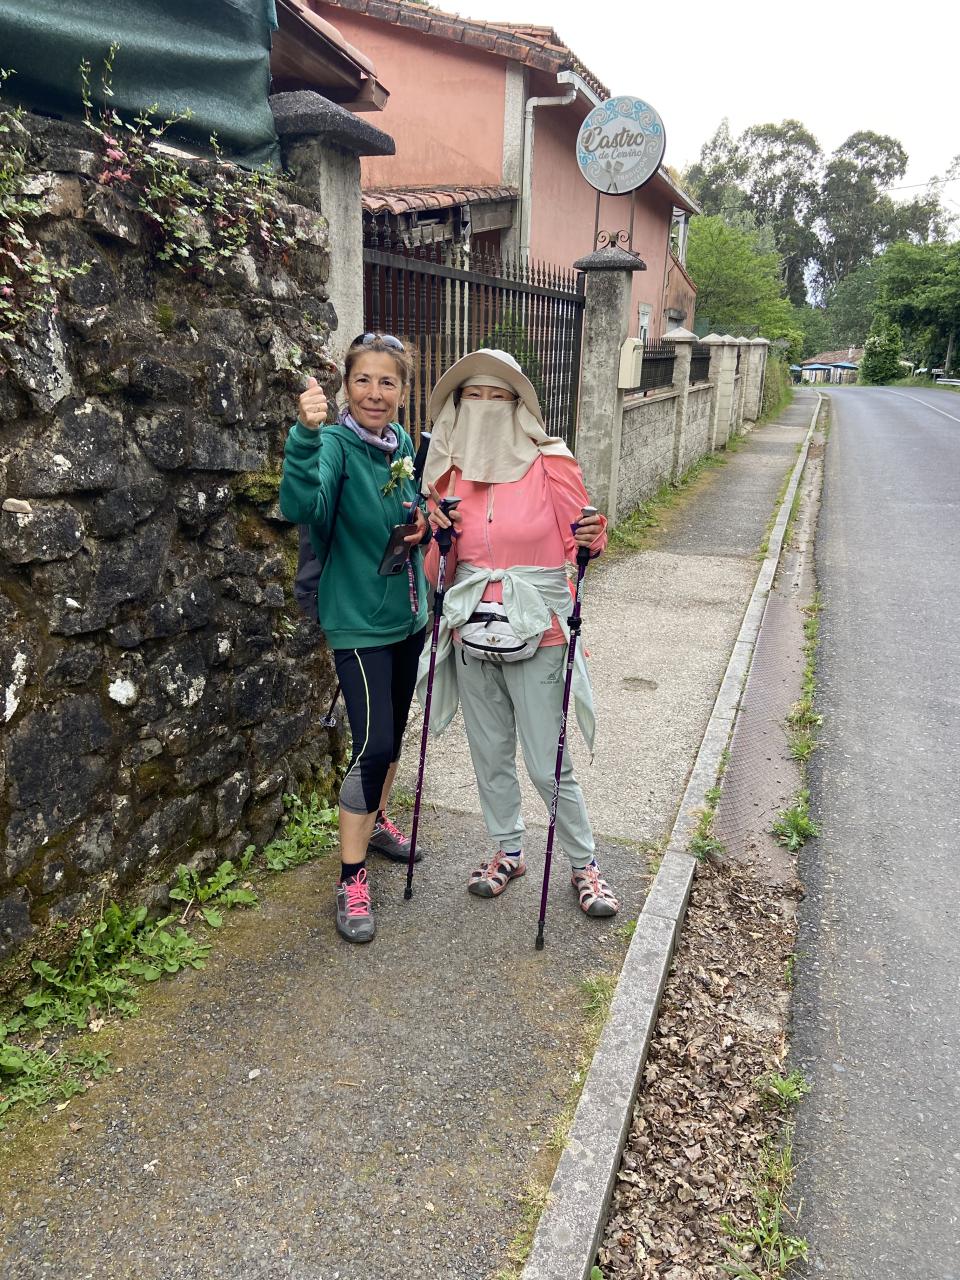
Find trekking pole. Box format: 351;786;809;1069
319;684;341;729
404;495;461;901
535;506;597;951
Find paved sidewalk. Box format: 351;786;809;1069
0;394;814;1280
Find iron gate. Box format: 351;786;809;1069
363;226;585;446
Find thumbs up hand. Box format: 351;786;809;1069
297;375;329;430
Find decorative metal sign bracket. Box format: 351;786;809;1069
595;229;632;251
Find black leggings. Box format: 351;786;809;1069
334;627;427;815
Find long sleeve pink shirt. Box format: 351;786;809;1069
424;454;607;646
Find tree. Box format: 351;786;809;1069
685;119;953;306
686;215;802;358
858;317;903;384
822;261;881;348
793;304;832;360
738;121;822;305
683;119;748;219
878;240;960;372
685;119;821;306
814;131;945;295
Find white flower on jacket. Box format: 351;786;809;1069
382;455;415;496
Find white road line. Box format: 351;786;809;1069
884;389;960;424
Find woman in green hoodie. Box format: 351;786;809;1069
279;335;430;944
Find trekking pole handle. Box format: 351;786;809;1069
574;505;598;568
434;496;461;555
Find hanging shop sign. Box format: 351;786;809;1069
576;96;666;195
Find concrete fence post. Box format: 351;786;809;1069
702;334;725;451
733;338;750;432
713;336;739;448
571;246;643;517
748;338;770;419
270;92;395;365
662;327;697;481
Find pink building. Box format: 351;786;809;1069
307;0;698;339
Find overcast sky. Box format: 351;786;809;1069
460;0;958;209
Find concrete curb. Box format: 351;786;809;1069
521;396;823;1280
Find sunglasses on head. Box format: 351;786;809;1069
351;332;404;351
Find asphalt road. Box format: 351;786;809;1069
793;386;960;1278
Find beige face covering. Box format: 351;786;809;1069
422;391;572;489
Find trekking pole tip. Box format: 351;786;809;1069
403;885;413;901
535;928;545;951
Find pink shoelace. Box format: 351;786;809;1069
377;814;408;844
576;863;607;899
342;868;371;916
480;852;516;881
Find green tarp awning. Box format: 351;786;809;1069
0;0;280;168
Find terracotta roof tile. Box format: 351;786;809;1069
321;0;610;100
362;183;518;215
804;347;864;365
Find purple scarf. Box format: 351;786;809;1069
339;406;398;454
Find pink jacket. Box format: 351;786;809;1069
424;454;607;646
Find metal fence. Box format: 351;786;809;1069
635;341;676;392
363;224;585;445
689;343;712;384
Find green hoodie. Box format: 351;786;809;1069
279;420;428;649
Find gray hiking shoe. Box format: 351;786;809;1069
335;868;376;943
367;813;422;863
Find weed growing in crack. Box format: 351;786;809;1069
256;792;338;872
169;852;258;928
788;730;818;762
721;1133;807;1278
756;1068;811;1111
772;790;820;851
1;792;337;1127
615;917;638;944
689;804;726;862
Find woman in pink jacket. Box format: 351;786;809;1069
422;349;619;918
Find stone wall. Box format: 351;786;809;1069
573;256;769;522
0;115;344;970
616;390;677;522
680;384;714;473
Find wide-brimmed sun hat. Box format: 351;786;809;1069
427;349;544;426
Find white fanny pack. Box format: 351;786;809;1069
458;602;543;663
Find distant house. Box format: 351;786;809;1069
307;0;698;339
801;347;863;384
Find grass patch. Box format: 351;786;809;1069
787;730;817;763
756;1068;811;1111
787;595;823;733
758;360;794;425
772;790;820;851
389;784;416;811
0;792;338;1127
758;463;796;558
493;1183;550;1279
890;375;960;395
721;1134;807;1278
581;974;616;1031
615;917;638;944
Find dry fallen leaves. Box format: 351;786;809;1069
596;859;800;1279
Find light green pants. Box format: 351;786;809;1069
454;643;596;868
